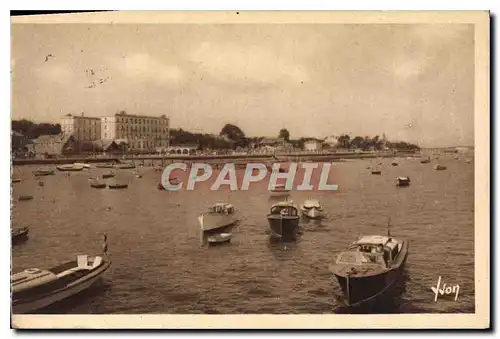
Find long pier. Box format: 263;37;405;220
12;151;416;166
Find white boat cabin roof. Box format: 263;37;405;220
303;199;321;208
352;235;400;250
272;200;297;208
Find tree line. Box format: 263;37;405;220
11;119;420;152
12;119;61;140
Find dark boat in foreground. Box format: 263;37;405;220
329;229;409;308
12;227;29;245
266;200;300;241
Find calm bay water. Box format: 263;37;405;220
11;155;475;314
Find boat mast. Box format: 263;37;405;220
346;271;351;306
387;217;391;238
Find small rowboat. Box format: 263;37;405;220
391;162;398;166
434;164;447;171
269;183;290;197
96;163;115;169
90;181;107;189
33;169;55;176
18;195;34;201
102;172;116;179
74;163;91;169
371;170;382;175
396;176;411;187
56;164;84;172
108;183;128;189
116;163;135;169
207;233;232;245
12;177;22;183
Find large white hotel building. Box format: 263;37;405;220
100;112;170;151
60;112;170;151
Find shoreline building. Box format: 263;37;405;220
60;113;102;142
61;113;101;142
100;112;170;152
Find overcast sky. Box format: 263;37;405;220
11;23;474;147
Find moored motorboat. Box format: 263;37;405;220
33;169;55;176
434;164;447;171
329;231;409;308
207;233;232;246
396;176;411;187
267;200;300;241
269;183;291;197
11;254;111;314
116;163;135;170
56;164;84;172
198;203;239;232
74;163;91;169
300;199;323;219
12;227;29;245
89;180;107;189
96;163;115;169
108;182;128;189
102;171;116;179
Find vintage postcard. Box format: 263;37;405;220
9;10;489;329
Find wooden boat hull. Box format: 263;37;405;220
371;171;381;175
332;241;409;307
108;184;128;189
90;183;107;189
12;260;111;314
198;214;239;232
102;174;115;179
207;233;232;246
12;178;22;183
396;180;410;187
267;215;299;241
18;196;34;201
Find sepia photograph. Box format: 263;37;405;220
9;10;489;329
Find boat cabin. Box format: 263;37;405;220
269;202;298;216
336;235;402;268
302;199;321;209
207;203;235;215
